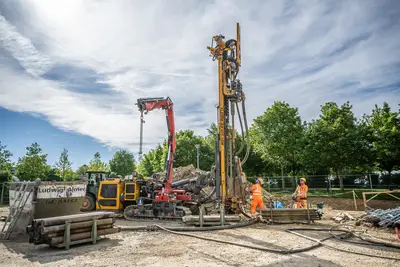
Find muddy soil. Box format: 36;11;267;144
1;206;400;267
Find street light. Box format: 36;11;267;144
195;144;200;169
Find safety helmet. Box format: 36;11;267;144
257;178;264;184
300;177;306;182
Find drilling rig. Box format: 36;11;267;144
207;23;251;220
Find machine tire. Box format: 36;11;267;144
81;194;96;212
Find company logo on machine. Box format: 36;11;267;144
37;184;87;199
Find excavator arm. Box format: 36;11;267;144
136;97;175;194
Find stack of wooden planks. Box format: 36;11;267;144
27;211;120;248
261;208;322;223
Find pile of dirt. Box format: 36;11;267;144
155;164;209;181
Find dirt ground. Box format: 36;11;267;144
1;207;400;267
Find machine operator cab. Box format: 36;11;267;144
96;171;148;211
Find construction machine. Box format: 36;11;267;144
207;23;251;218
95;97;200;219
80;170;109;211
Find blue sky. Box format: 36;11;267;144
0;0;399;169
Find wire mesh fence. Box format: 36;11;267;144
1;173;399;205
247;173;400;193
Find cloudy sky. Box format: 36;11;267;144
0;0;399;168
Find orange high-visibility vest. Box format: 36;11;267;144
296;185;308;198
251;184;262;197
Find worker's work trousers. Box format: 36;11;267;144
251;195;264;214
296;198;307;208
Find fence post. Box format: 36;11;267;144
267;177;271;192
0;183;4;205
328;176;332;193
369;174;373;190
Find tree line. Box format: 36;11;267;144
137;101;400;188
1;101;399;188
0;142;136;182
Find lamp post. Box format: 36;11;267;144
195;144;200;169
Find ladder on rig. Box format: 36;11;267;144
0;182;32;240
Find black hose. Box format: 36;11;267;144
119;221;400;260
286;227;400;261
240;99;250;165
235;101;245;156
328;225;400;249
120;219;257;232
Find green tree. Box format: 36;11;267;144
0;142;13;182
109;150;137;176
367;102;400;186
250;101;305;176
76;164;89;178
55;148;73;181
174;130;214;170
137;154;154;177
16;142;51;180
305;102;369;190
89;152;108;171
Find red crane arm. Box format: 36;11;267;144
136;97;175;193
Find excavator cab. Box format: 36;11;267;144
81;171;110;212
96;174;149;212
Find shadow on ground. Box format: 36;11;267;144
1;233;123;264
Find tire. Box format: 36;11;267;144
81;194;96;212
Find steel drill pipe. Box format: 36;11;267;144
45;225;113;239
49;227;120;246
41;218;115;234
32;211;116;227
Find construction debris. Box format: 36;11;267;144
154;164;209;181
332;211;355;223
27;211;120;248
358;207;400;228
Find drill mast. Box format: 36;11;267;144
207;23;250;213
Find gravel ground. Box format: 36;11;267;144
1;207;399;267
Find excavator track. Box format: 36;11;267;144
123;204;192;221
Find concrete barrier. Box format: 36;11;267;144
8;179;87;234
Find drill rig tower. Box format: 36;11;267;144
207;23;250;220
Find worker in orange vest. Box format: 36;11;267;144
250;177;265;216
292;177;308;208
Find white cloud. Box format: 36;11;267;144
0;0;399;155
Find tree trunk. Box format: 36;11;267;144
337;171;344;192
389;170;393;191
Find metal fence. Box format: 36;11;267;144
247;173;400;192
1;173;399;205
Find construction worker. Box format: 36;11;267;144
250;177;265;216
292;177;308;208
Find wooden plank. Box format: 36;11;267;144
387;193;400;201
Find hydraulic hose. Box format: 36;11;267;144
120;222;400;260
235;101;245;156
240;99;250;165
286;227;400;261
120;219;257;232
